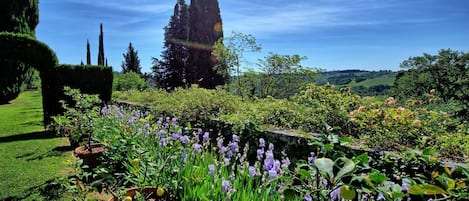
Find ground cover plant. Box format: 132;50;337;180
0;91;73;200
56;99;469;200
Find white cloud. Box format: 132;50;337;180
67;0;173;14
220;0;442;37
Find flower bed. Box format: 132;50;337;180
57;103;468;200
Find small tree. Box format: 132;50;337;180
258;53;316;98
212;31;261;98
121;42;142;75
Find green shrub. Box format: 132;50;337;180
113;72;148;91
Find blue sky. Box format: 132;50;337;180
36;0;469;72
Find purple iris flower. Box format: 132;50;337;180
202;132;209;143
330;187;341;200
268;169;277;179
304;194;312;201
259;138;265;148
208;164;215;175
222;180;232;193
192;143;202;153
256;149;264;160
248;166;257;177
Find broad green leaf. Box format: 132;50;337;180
340;185;356;200
283;188;296;200
423;147;436;155
297;169;311;180
352;153;369;165
408;184;447;195
391;184;402;193
335;157;355;182
314;158;334;180
368;170;388;184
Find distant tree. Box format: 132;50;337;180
121;42;142;75
258;53;317;98
212;31;261;98
155;0;190;89
80;60;84;65
105;58;108;67
188;0;224;88
391;49;469;117
86;40;91;65
97;23;105;66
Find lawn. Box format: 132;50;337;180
347;76;395;87
0;91;72;200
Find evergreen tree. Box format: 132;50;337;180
188;0;224;88
86;39;91;65
97;23;105;66
155;0;190;89
121;42;142;75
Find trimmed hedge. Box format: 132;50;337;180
0;32;113;125
0;32;58;111
42;64;113;124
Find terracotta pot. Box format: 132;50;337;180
108;186;177;201
74;143;105;168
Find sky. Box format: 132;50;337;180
36;0;469;73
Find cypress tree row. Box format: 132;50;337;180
97;23;105;66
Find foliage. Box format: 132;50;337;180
114;87;241;127
60;104;469;200
154;0;224;89
153;0;190;89
113;72;148;92
51;87;102;147
256;53;317;99
391;49;469;118
23;67;41;90
188;0;224;88
40;64;113;125
121;42;142;75
212;31;261;98
0;0;39;104
0;31;58;113
114;85;469;160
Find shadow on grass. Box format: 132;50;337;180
25;145;74;161
0;130;57;144
2;178;69;201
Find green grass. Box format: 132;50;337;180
347;76;395;87
0;91;72;200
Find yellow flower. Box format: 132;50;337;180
124;196;133;201
131;158;139;166
156;187;165;197
412;119;422;128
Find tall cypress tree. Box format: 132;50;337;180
156;0;189;88
188;0;224;88
86;39;91;65
97;23;105;66
121;42;142;75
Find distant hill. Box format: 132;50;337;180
312;70;396;96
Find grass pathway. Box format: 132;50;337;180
0;91;72;200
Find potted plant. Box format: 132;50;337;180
51;87;106;168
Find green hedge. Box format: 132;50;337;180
41;64;113;124
0;32;58;104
